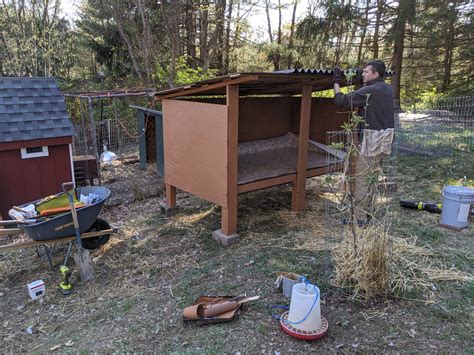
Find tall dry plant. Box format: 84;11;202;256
325;69;391;299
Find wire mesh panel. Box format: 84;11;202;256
323;129;398;239
323;129;397;300
96;119;139;159
66;92;152;185
395;96;473;156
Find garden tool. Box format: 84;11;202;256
183;295;259;325
59;265;72;295
62;182;95;282
400;200;474;215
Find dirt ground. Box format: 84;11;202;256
0;156;473;353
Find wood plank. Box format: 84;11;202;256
306;163;343;178
237;174;296;194
308;139;347;159
157;76;258;100
0;228;22;237
0;228;116;252
138;110;147;169
166;184;177;207
238;97;293;142
291;84;313;212
163;99;228;207
222;85;239;235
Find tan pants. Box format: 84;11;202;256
353;153;387;221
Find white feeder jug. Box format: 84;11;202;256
287;282;321;332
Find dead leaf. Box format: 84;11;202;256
65;340;74;347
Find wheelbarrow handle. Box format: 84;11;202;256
61;182;83;248
62;182;75;193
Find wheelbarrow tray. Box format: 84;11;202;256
19;186;111;241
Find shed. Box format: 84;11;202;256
154;70;359;244
0;77;75;219
131;105;164;176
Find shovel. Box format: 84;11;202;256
62;182;95;281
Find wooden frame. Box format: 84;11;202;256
158;75;350;239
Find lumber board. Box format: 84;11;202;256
0;228;117;252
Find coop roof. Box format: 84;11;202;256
155;69;394;99
0;77;74;143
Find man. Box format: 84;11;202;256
333;60;395;225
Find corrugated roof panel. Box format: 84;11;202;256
0;77;74;143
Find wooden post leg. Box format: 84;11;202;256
221;199;237;235
292;84;312;212
165;184;176;207
291;182;300;211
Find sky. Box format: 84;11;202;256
59;0;312;41
242;1;312;41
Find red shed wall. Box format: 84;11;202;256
0;137;73;219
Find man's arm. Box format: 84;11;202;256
332;66;370;110
334;86;370;110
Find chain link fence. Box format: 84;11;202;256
395;96;473;156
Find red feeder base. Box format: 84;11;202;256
280;311;328;340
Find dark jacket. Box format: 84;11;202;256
334;78;394;130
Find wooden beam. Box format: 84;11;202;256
292;84;313;211
222;85;239;235
156;76;258;100
306;163;343;178
165;184;177;207
237;174;296;194
0;228;22;238
0;228;116;252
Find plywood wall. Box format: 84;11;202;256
162;99;229;207
291;98;351;143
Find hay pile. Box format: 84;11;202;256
332;223;474;300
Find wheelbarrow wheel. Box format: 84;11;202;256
81;218;111;250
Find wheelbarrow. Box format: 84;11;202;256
0;185;117;268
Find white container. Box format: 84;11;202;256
23;204;37;218
27;280;45;300
440;186;474;230
287;282;321;332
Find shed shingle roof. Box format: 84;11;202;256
0;77;74;143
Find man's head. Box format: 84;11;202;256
362;60;386;83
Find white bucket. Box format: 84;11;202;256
287;282;321;332
440;186;474;230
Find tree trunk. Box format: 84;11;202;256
287;0;298;68
274;0;282;71
391;0;414;100
113;10;144;81
357;0;370;64
223;0;234;74
138;0;153;82
440;0;457;93
265;0;274;43
185;0;197;68
214;0;226;74
199;0;210;70
373;0;383;59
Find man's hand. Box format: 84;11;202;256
333;66;343;84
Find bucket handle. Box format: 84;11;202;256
284;277;319;326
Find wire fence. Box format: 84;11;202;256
72;118;140;159
394;96;473;156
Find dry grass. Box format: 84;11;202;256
331;221;473;301
332;224;390;299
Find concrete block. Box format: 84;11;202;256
159;201;178;217
212;229;240;246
